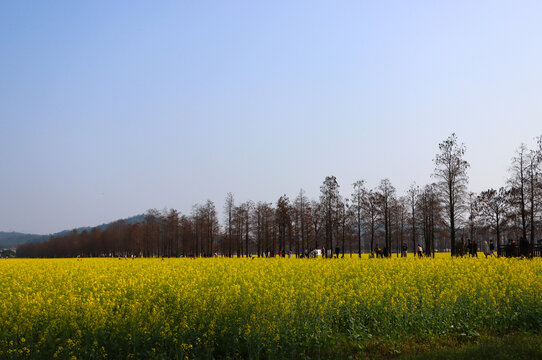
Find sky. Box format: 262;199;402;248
1;1;542;234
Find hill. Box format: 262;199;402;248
0;232;48;248
0;214;145;248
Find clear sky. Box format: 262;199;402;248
1;1;541;234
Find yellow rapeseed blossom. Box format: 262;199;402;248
0;256;540;358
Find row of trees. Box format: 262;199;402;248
17;134;542;258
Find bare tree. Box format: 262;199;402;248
200;200;219;256
276;195;291;256
526;141;541;256
433;133;470;256
394;196;408;257
478;187;509;248
180;214;194;256
337;198;348;257
376;179;396;257
224;193;235;256
165;209;180;257
418;184;441;257
407;183;419;255
508;144;528;244
351;180;366;257
232;204;245;257
144;209;161;257
253;202;270;257
465;192;481;256
362;189;379;256
320;176;341;258
309;200;322;251
240;201;254;257
294;189;310;257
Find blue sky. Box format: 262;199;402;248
1;1;541;234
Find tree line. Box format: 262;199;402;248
17;134;542;258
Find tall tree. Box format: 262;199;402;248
240;201;253;257
232;204;245;257
394;196;408;257
337;198;348;257
294;189;309;256
180;214;194;256
276;195;291;256
407;183;419;254
224;193;235;256
418;184;440;257
362;190;379;256
253;202;266;257
309;200;322;250
376;179;396;256
144;209;161;257
466;192;480;254
201;200;219;256
508;144;528;244
320;176;341;258
433;133;470;256
526;141;541;256
351;180;366;257
165;209;180;257
478;187;509;248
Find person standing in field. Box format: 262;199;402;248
473;241;478;257
401;243;407;257
520;237;529;257
489;240;496;257
482;241;489;258
417;244;423;257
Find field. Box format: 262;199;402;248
1;256;541;359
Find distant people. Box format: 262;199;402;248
467;239;473;257
520;237;529;257
489;241;496;257
472;241;478;257
335;247;340;258
417;244;423;257
510;240;517;257
375;247;383;258
401;243;408;257
482;241;489;258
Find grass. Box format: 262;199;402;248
321;332;542;359
398;332;542;360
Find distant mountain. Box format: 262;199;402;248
0;232;49;248
0;214;145;248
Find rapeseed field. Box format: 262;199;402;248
0;256;540;359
